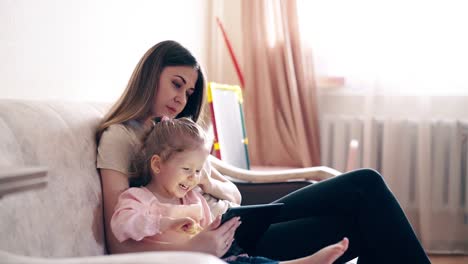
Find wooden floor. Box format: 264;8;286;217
429;254;468;264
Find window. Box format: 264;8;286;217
297;0;468;95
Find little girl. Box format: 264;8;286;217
110;116;349;264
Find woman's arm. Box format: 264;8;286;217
100;169;135;253
100;169;240;256
198;166;242;205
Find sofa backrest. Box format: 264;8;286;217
0;100;109;257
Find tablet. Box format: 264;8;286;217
221;203;284;253
221;203;284;224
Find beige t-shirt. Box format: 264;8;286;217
97;121;144;175
97;120;237;218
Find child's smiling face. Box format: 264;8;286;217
152;146;209;199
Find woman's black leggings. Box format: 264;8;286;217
252;169;430;264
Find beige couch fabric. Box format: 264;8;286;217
0;100;107;257
0;250;224;264
0;99;225;263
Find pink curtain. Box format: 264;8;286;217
241;0;320;167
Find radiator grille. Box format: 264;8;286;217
321;116;468;209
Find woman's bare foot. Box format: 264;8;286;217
281;237;349;264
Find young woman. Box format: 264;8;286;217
96;40;431;263
110;116;349;264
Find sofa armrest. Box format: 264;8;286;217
0;166;48;198
209;155;342;183
232;180;313;205
0;250;226;264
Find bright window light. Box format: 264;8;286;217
297;0;468;95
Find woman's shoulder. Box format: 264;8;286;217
97;121;144;172
103;122;139;139
100;121;145;145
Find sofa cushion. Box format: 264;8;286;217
0;100;109;257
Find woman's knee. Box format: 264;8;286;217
350;168;386;189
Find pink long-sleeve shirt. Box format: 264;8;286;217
110;187;213;244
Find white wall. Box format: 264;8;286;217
0;0;208;102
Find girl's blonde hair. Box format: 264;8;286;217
96;40;206;143
129;117;207;187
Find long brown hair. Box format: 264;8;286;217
96;40;206;142
129;117;207;187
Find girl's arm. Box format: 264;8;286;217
127;216;241;257
198;166;242;205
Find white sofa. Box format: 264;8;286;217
0;99;225;264
0;99;340;263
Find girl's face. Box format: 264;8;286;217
151;66;198;119
151;146;209;199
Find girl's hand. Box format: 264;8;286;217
160;217;198;233
198;166;242;205
187;215;241;257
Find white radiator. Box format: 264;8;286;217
320;115;468;253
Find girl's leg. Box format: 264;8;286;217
254;210;360;262
281;237;348;264
253;169;430;264
229;239;348;264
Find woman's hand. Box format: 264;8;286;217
198;166;242;205
198;167;212;189
187;215;241;257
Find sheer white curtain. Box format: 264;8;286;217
298;0;468;97
298;0;468;254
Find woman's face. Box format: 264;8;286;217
152;66;198;119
